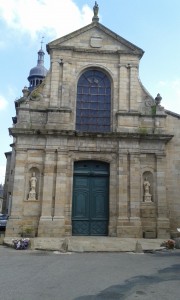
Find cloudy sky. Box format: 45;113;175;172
0;0;180;184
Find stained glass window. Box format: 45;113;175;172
76;70;111;132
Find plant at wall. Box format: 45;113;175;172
151;105;156;116
19;227;34;238
138;127;148;135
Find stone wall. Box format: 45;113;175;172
166;113;180;237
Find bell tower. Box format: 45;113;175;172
27;38;48;91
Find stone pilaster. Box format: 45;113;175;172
5;150;27;236
52;151;68;236
118;64;129;111
12;150;27;209
117;153;129;237
49;60;60;108
129;65;138;111
108;157;117;236
156;155;170;238
38;150;56;236
129;153;142;237
64;156;72;236
58;61;64;107
60;62;70;108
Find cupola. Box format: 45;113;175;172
27;43;48;91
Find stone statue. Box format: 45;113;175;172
92;1;99;21
28;172;37;200
143;177;152;202
93;2;99;17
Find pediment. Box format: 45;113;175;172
47;22;144;57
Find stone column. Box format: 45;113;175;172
117;152;129;237
156;155;170;238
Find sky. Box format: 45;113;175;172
0;0;180;184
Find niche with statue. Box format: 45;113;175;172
141;171;156;238
143;171;153;202
27;168;40;201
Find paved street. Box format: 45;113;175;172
0;245;179;300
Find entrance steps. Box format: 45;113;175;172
4;236;165;252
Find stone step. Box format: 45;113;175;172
4;236;166;252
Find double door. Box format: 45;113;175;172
72;161;109;236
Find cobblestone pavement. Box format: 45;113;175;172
0;245;179;300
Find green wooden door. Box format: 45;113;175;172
72;161;109;236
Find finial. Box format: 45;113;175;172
22;86;29;98
40;36;44;50
155;93;162;105
92;1;99;22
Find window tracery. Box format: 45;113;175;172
76;70;111;132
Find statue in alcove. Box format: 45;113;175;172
28;172;37;200
143;177;152;202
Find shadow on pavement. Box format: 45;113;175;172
74;261;180;300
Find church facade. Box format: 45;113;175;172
5;5;180;239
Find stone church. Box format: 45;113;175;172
4;3;180;239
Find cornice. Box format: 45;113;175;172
9;128;173;143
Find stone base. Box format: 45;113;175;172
157;218;170;238
170;231;180;239
117;218;142;238
143;231;156;239
141;202;157;238
174;238;180;249
5;217;22;237
144;195;152;202
38;216;65;237
5;216;39;237
28;191;37;201
4;236;167;252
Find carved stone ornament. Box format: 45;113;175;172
29;90;43;101
145;97;154;107
90;37;102;48
29;82;44;101
155;93;162;105
22;86;30;98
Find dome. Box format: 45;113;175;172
28;64;47;78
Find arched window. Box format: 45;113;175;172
76;70;111;132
